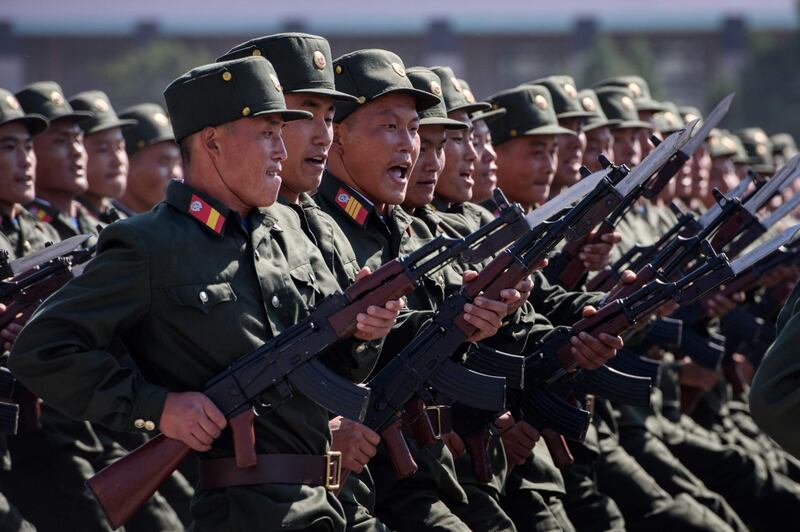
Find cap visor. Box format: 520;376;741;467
289;87;360;103
420;116;468;129
372;87;441;113
471;108;506;123
636;99;666;112
85;118;139;135
521;124;577;136
252;108;313;122
613;120;654;130
1;115;49;136
451;102;492;115
557;110;595;120
583;119;617;132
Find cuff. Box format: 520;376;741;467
128;380;170;433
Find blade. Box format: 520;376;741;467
681;94;734;157
730;224;800;275
741;155;800;215
523;167;612;228
7;234;91;276
616;125;694;197
696;173;754;228
761;192;800;229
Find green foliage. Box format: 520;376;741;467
94;40;215;109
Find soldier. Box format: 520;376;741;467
14;82;99;243
0;87;50;532
594;86;653;171
706;129;741;196
458;78;504;206
10;55;400;532
577;89;616;173
115;103;182;215
68;91;136;223
770;132;798;168
593;76;664;159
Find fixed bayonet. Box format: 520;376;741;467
681;95;734;157
6;234;90;276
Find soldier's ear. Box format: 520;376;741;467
200;126;221;155
331;122;344;155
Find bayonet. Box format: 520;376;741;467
6;234;90;276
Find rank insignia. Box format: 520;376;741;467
334;188;368;225
30;206;53;223
188;194;225;233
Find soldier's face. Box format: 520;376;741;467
127;141;182;210
214;115;287;208
690;144;711;201
0;123;36;210
554;117;585;189
84;127;128;200
332;93;419;209
637;111;655;158
495;134;557;210
709;156;738;194
471;119;497;203
583;126;612;172
281;93;334;200
33;119;88;196
404;124;446;209
611;128;642;168
437;110;477;205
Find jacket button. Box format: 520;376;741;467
271;295;280;308
198;291;209;303
144;421;156;432
254;250;261;261
134;419;145;429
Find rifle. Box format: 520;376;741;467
86;201;528;529
0;368;19;436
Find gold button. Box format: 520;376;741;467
242;106;251;116
222;71;232;81
252;49;262;57
22;241;31;252
198;290;209;304
335;65;342;74
510;129;518;137
137;140;146;149
134;419;145;429
356;96;366;104
144;420;156;432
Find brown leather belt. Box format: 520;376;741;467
426;405;452;437
198;452;342;491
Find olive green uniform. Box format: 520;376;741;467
10;181;382;531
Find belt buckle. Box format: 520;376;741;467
425;406;443;440
325;451;342;490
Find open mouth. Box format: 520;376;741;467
387;165;409;182
305;154;327;168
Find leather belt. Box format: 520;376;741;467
426;405;452;438
198;452;342;491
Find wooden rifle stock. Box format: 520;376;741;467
464;429;493;482
382;418;417;478
541;428;573;468
402;397;437;448
87;434;192;530
558;223;616;290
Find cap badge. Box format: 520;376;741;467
755;144;767;156
391;62;406;77
534;94;548;110
563;83;577;98
94;98;110;113
312;51;327;70
49;91;65;106
5;95;19;110
463;89;476;103
684;113;699;123
270;73;283;92
452;78;462;92
581;96;595;112
251;48;262;57
429;80;442;97
627;83;642;99
621;95;635;111
153;112;169;126
753;131;768;144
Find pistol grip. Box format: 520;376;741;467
230;408;257;469
541;428;573;468
402;397;437;448
465;429;493;483
382;419;417;478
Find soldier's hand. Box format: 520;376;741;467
330;416;380;473
580;231;621;271
461;271;509;342
678;358;718;391
570;306;624;369
353;267;403;341
504;274;536;315
442;431;466;458
0;302;24;352
495;413;539;466
705;291;744;319
160;392;227;452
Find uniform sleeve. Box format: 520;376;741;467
8;222;169;433
749;308;800;459
530;272;602;326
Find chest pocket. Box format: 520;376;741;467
166;282;238;315
286;262;323;306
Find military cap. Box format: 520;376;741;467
595;86;653;130
332;49;440;123
69;90;137;135
678;105;702;124
165;56;312;142
652;102;685;135
16;81;93;124
459;78;505;123
216;33;357;102
118;103;175;156
736;127;774;174
0;88;48;135
707;128;741;159
406;68;467;129
429;66;490;115
593;75;664;112
771;133;798;160
577;89;617;131
484;85;574;145
526;76;593;119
